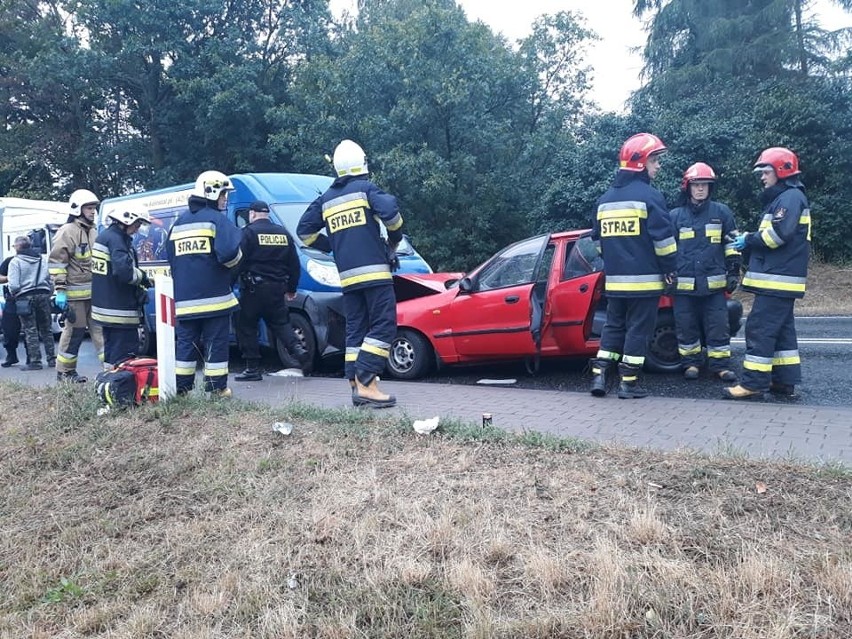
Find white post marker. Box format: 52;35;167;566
154;274;177;401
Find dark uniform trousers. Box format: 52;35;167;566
103;326;140;367
344;284;396;381
2;301;20;359
176;315;231;393
741;295;800;391
20;293;56;364
237;281;300;364
599;297;660;364
673;291;731;371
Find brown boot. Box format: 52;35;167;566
353;374;396;408
722;384;762;400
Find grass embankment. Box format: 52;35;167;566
1;383;850;638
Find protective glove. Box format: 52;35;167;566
726;274;739;294
140;272;153;288
54;290;68;310
386;242;401;272
663;272;677;296
731;233;748;251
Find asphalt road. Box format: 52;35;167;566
8;317;850;408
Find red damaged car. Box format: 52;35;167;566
387;230;743;380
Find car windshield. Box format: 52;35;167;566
474;235;548;291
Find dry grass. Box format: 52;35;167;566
733;259;852;316
1;383;851;638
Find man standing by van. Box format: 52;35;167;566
0;253;22;367
166;170;242;397
298;139;403;408
234;200;309;382
49;189;105;382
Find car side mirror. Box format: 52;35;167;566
458;276;474;293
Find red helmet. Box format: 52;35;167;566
753;147;800;179
681;162;717;191
619;133;668;172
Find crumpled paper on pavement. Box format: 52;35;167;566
267;369;304;377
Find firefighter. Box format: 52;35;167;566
297;139;403;408
723;147;810;400
589;132;677;399
166;170;243;397
49;189;106;382
670;162;740;382
91;205;151;368
234;200;309;381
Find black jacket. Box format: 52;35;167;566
239;218;301;292
91;223;147;326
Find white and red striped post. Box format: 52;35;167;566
154;274;177;401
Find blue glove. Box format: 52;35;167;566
731;233;748;251
54;290;68;310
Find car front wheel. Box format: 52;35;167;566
644;310;681;373
275;312;316;372
386;329;433;380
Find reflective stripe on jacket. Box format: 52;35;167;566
742;186;810;299
166;197;243;319
592;172;677;298
297;175;403;292
91;223;146;326
48;218;97;300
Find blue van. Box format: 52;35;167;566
98;172;432;367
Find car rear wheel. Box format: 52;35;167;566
644;310;681;373
275;313;316;372
387;329;433;380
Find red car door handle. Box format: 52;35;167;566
579;284;589;292
505;295;520;303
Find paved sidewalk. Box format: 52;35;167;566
234;375;852;465
3;362;850;465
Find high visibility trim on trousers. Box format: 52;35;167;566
742;272;806;294
744;354;773;372
57;353;78;365
773;350;800;366
678;341;702;356
708;346;732;358
596;350;620;360
361;337;390;359
175;294;239;316
622;354;645;366
176;360;197;376
204;361;229;377
622;375;638;382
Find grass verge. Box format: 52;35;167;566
1;383;850;638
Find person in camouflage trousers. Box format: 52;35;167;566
7;236;56;370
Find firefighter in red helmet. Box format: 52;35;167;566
589;133;678;399
724;147;810;400
669;162;741;383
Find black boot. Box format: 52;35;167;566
589;358;613;397
617;363;648;399
235;360;262;382
293;341;312;374
1;352;18;368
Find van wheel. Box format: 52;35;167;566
644;310;681;373
276;313;316;371
387;329;433;380
138;319;155;356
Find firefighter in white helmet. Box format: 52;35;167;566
91;205;152;368
48;188;106;382
297;139;404;408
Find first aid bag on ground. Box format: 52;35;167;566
95;357;159;408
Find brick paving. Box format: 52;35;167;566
4;361;850;465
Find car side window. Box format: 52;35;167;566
235;208;251;229
477;236;547;291
563;237;603;280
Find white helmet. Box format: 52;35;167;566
332;139;368;177
107;205;151;227
69;189;100;216
193;170;233;200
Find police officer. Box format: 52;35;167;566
49;189;106;382
670;162;740;382
166;170;242;397
297;139;403;408
724;147;810;400
589;132;677;399
234;200;309;382
91;205;151;368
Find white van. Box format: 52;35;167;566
0;197;69;262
